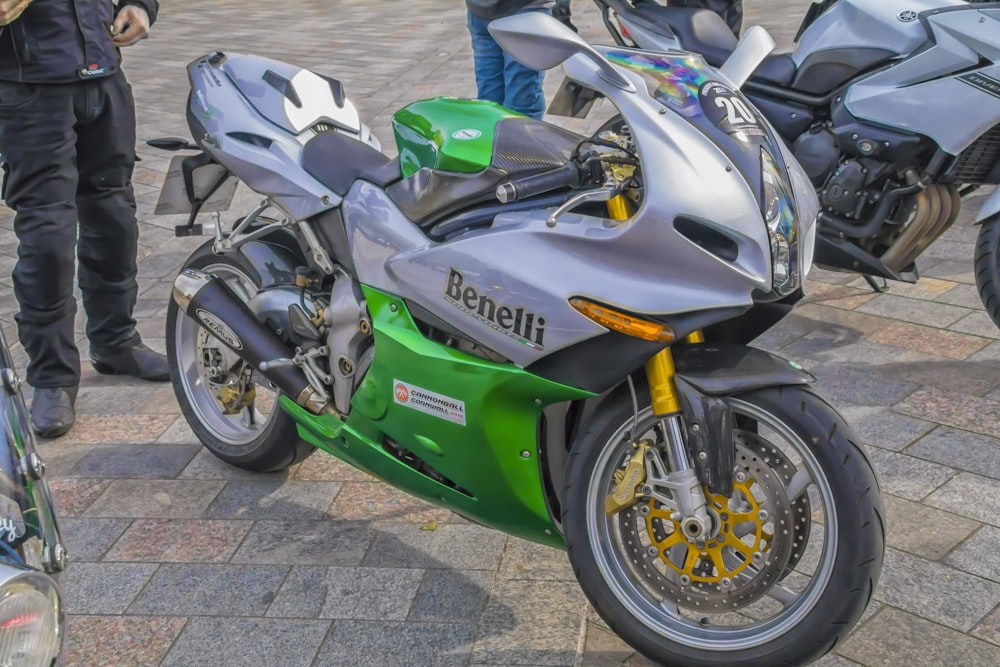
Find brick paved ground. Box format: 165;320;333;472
1;1;999;665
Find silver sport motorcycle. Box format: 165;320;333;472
594;0;1000;311
149;12;883;666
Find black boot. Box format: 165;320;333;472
31;387;79;439
90;342;170;382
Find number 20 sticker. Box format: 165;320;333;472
699;81;765;141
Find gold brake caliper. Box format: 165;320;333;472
604;331;705;517
605;440;652;515
218;384;256;415
645;477;766;584
217;366;257;415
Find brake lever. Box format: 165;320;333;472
547;183;619;228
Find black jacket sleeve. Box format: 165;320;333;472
118;0;159;26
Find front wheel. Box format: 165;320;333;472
974;213;1000;333
563;385;884;667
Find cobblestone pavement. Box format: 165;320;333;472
1;1;998;665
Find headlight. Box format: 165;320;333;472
777;138;820;279
0;565;63;667
760;148;799;296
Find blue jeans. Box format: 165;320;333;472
467;9;550;120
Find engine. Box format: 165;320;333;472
243;270;373;416
820;159;869;218
792;126;839;185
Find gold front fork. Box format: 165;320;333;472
607;194;632;221
602;197;704;415
645;331;704;416
646;349;680;416
639;330;712;538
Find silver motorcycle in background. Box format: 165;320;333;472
593;0;1000;317
0;325;66;666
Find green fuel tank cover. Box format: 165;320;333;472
392;97;523;178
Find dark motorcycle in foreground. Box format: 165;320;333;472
0;325;66;666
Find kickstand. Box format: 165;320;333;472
862;274;889;293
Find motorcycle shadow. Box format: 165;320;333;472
767;312;1000;401
226;476;573;665
55;449;588;665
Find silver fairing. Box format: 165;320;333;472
180;15;817;369
186;53;377;221
343;50;816;367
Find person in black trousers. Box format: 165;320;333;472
0;0;166;439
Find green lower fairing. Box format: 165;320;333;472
279;286;596;548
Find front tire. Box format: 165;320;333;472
166;241;314;472
563;384;884;667
974;214;1000;332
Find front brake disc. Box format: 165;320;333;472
741;430;812;578
617;442;797;612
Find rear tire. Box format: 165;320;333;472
166;241;314;472
974;214;1000;333
563;384;884;667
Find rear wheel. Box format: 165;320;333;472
166;241;314;472
974;213;1000;332
563;384;884;666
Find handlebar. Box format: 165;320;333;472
495;163;584;204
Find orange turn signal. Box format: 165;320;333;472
570;299;675;343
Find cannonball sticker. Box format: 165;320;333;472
196;309;243;350
699;81;765;142
393;379;466;426
452;129;482;140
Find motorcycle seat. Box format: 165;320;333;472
301;130;402;196
631;5;797;88
386;117;582;228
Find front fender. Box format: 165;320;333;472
673;343;814;395
674;343;813;496
546;343;813;509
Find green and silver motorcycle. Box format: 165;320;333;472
152;13;884;666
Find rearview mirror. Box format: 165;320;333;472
146;137;199;152
719;26;776;89
488;12;635;91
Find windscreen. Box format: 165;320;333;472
600;48;791;211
